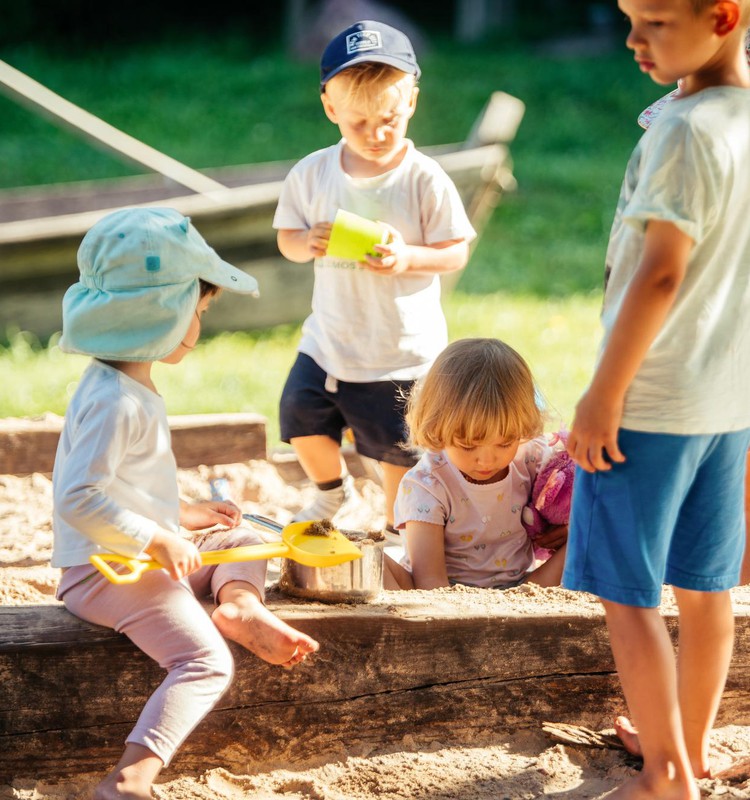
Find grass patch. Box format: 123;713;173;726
0;34;660;442
0;293;601;446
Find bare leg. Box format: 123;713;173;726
523;544;567;587
380;461;410;528
212;581;319;667
601;599;698;800
93;744;162;800
674;588;734;778
383;552;415;590
291;434;343;483
741;450;750;585
616;590;738;768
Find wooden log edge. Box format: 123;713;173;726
1;599;749;782
0;412;268;475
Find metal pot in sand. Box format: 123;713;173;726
245;514;385;603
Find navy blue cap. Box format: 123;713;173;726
320;20;421;90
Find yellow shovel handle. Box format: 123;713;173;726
89;553;158;584
90;542;292;585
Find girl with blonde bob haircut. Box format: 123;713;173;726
405;338;544;453
384;338;568;591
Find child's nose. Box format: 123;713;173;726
475;448;493;466
625;25;641;50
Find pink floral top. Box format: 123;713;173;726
394;436;553;588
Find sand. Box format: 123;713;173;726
2;460;750;799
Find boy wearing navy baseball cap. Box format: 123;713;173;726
273;21;476;535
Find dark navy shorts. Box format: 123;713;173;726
563;427;750;607
279;353;420;467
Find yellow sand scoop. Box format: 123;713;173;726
89;518;362;585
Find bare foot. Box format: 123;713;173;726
92;745;161;799
614;716;643;757
93;768;155;799
93;779;152;800
212;597;319;666
613;716;712;779
603;770;699;800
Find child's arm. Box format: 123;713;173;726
363;226;469;276
277;223;332;263
405;520;451;589
179;499;241;531
534;524;568;552
568;220;693;473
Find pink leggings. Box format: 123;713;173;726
58;527;267;766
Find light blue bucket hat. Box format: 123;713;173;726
60;207;259;361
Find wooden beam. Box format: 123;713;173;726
1;600;748;781
0;59;228;197
0;412;267;475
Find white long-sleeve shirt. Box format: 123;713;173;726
52;360;180;567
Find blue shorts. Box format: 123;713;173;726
562;428;750;607
279;353;420;467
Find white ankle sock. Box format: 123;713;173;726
293;475;355;522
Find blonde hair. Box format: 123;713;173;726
325;62;416;110
405;338;544;452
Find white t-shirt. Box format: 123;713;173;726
602;86;750;434
393;437;552;588
52;360;180;567
273;139;477;381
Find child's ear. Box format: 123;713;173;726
321;91;339;124
713;0;741;36
406;85;420;118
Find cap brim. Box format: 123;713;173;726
202;257;259;296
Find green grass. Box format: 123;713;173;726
0;34;662;445
0;294;601;446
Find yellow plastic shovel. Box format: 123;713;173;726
89;518;362;585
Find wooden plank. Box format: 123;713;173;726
465;92;526;148
0;254;311;337
0;59;228;197
1;600;748;781
0;89;523;338
168;413;268;467
0;180;283;256
0;412;267;475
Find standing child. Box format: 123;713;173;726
273;20;476;535
383;338;568;591
52;207;319;800
638;28;750;590
563;2;750;798
614;26;750;760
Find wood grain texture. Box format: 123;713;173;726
0;412;267;475
2;600;748;781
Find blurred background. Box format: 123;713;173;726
0;1;667;444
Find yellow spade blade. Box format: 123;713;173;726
90;520;362;584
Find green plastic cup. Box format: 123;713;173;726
326;209;388;261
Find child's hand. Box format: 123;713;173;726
308;222;332;258
361;224;408;274
180;500;242;531
145;531;202;581
534;524;568;551
568;389;626;473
